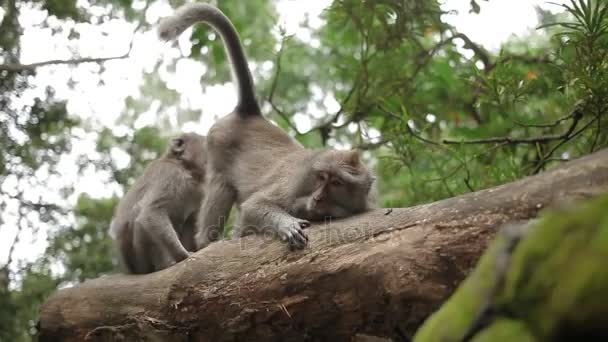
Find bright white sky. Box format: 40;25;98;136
0;0;568;269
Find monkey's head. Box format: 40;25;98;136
306;149;376;218
168;133;207;172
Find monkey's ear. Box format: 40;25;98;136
170;137;185;154
346;149;361;166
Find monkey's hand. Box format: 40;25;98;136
278;217;310;250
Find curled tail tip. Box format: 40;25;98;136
158;3;214;41
157;18;181;41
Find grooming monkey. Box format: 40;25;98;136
110;133;206;274
159;4;376;250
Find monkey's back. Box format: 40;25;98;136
206;112;309;203
111;158;202;235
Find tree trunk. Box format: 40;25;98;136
38;149;608;342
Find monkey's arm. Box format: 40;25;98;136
179;213;198;252
135;208;190;265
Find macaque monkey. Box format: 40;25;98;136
110;133;206;274
158;4;376;250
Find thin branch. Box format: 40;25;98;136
266;36;363;138
463;169;475;192
533;114;601;173
0;1;152;73
406;34;461;85
266;36;302;135
2;192;25;271
355;139;389;150
451;32;491;69
306;79;360;133
512;112;576;128
486;54;552;74
443;108;582;145
405;123;440;146
421;142;509;184
430;156;455;197
446;33;551;73
5;192;66;214
377;105;441;146
5;217;24;271
0;54;130;72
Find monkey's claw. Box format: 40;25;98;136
280;218;309;250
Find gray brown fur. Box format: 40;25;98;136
110;133;206;274
159;4;376;250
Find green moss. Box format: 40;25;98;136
472;319;536;342
414;194;608;342
413;230;513;342
502;195;608;340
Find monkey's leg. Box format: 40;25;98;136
239;197;310;249
135;211;190;271
132;222;155;274
116;236;138;274
179;214;198;252
195;174;236;250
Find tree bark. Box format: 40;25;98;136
38;149;608;342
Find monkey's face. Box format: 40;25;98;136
307;150;375;218
169;133;207;171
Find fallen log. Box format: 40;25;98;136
38;149;608;341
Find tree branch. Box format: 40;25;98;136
39;149;608;341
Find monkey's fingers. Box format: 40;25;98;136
288;237;307;250
282;228;307;250
290;228;308;249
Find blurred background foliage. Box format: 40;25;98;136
0;0;607;340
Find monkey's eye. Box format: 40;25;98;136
330;178;343;187
317;172;328;182
173;138;184;147
171;138;186;152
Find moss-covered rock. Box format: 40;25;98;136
414;194;608;342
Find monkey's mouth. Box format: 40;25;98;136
307;198;342;216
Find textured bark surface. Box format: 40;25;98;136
39;149;608;342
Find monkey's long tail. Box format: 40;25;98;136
158;3;260;115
